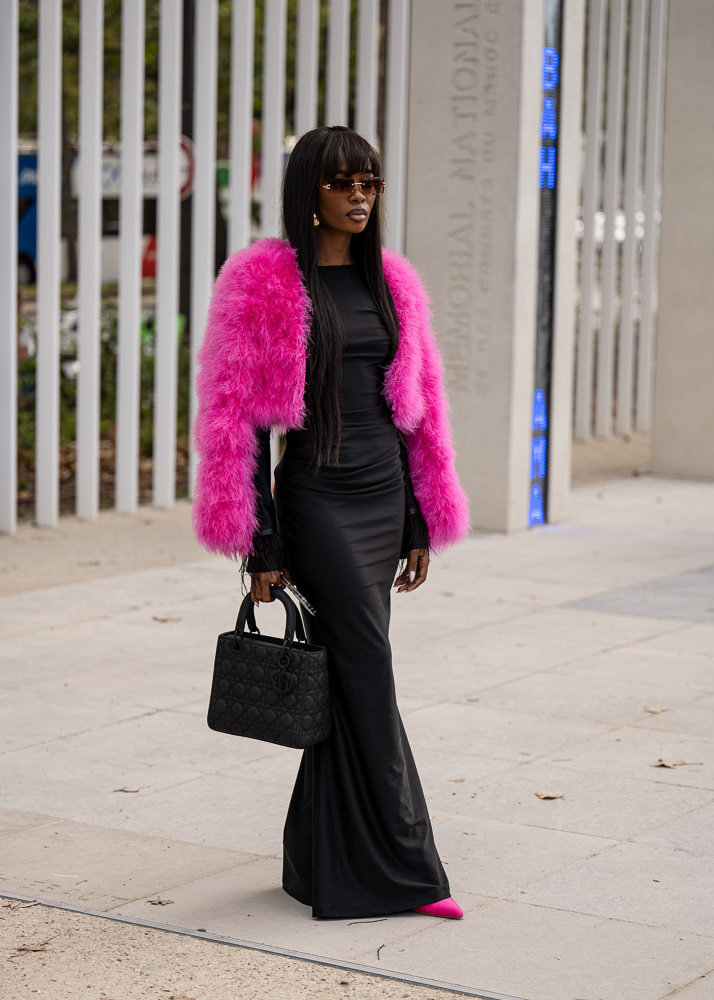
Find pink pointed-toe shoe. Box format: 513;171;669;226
413;896;464;919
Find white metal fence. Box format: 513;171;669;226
0;0;412;534
575;0;668;441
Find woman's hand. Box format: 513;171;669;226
394;548;429;593
250;568;290;604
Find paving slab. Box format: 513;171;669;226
80;766;299;858
423;811;615;899
636;622;714;659
570;564;714;623
436;759;713;841
404;701;607;763
0;817;254;909
551;642;714;692
535;725;714;791
515;839;714;936
631;799;714;854
467;666;699;727
633;692;714;740
407;606;685;680
0;740;207;818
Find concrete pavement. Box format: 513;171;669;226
1;474;713;1000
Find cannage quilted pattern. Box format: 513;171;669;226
208;629;331;749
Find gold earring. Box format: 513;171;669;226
313;213;320;228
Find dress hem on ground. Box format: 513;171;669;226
282;882;452;921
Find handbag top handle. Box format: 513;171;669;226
234;586;307;647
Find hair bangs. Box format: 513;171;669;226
320;129;382;180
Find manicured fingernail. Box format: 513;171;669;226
409;570;416;583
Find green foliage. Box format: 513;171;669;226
17;3;39;137
18;0;362;148
17;303;191;504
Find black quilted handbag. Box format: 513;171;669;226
207;586;330;749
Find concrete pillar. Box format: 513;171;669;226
405;0;543;531
652;0;714;479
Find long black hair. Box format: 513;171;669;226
282;125;400;466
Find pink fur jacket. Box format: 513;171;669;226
193;238;470;559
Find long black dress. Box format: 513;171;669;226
251;265;449;919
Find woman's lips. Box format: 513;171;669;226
348;209;367;220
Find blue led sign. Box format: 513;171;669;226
529;4;562;527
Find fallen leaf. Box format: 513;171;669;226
448;778;465;784
14;940;50;953
148;898;173;906
114;787;139;793
441;591;454;597
152;616;182;623
535;792;564;800
651;758;702;768
440;857;449;864
645;705;669;715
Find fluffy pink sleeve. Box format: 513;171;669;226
192;240;310;559
383;251;470;552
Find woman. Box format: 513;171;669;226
193;126;469;920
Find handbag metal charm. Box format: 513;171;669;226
272;661;297;695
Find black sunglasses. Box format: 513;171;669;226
319;177;386;196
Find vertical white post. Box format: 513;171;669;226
261;0;287;238
153;0;183;508
384;0;411;253
355;0;380;147
190;0;218;493
296;0;319;136
618;0;647;436
652;0;714;478
229;0;255;253
638;0;668;432
36;0;63;527
116;0;146;514
0;0;18;534
595;0;626;439
574;0;605;441
326;0;350;126
76;0;104;520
